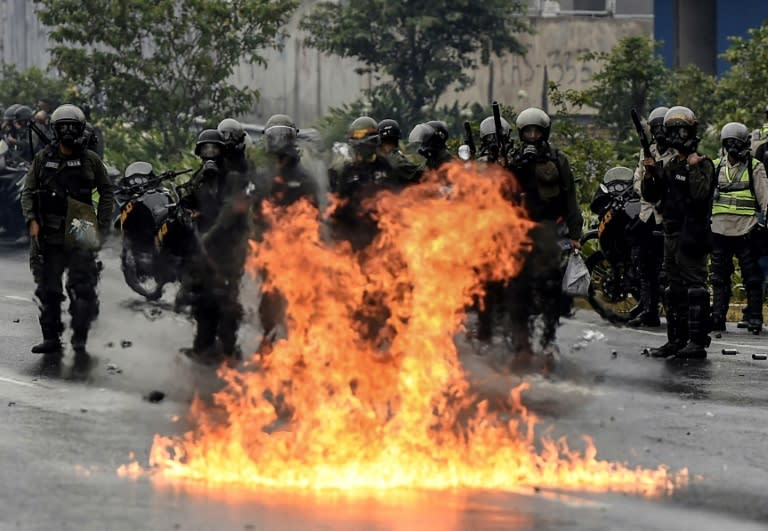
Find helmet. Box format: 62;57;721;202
348;116;379;159
648;106;669;128
13;105;34;123
515;107;551;142
3;104;20;122
408;121;448;159
194;128;225;159
348;116;378;142
50;104;87;146
479;116;511;144
265;113;296;130
264;123;298;157
663;106;698;154
663;106;697;129
721;122;750;160
217;118;246;154
377;119;401;144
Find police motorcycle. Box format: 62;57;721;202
115;162;194;300
0;139;29;241
580;166;643;323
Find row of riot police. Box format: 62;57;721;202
629;105;768;361
20;103;582;370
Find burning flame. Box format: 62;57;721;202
120;162;687;496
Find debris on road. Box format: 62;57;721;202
582;330;606;342
105;342;114;348
12;318;19;323
611;350;618;358
106;363;123;375
120;340;133;348
722;349;738;355
642;348;650;356
752;354;767;361
8;401;16;407
143;390;165;403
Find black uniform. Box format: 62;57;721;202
501;143;582;355
329;156;398;251
642;154;716;357
20;144;114;356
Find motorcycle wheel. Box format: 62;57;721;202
584;249;641;323
121;245;164;301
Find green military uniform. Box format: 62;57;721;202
20;144;114;354
381;149;422;184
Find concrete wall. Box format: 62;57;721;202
1;0;652;126
0;0;51;71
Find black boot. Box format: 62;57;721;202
676;287;710;360
744;284;763;335
32;338;62;354
710;283;729;333
650;288;686;358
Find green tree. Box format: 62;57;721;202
716;21;768;129
580;36;668;143
300;0;530;122
0;64;71;108
33;0;298;160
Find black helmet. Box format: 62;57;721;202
50;104;87;146
516;107;551;143
13;105;34;123
721;122;750;160
663;106;699;154
377;119;401;144
408;121;448;162
479;116;511;145
194;128;225;159
3;103;21;122
217;118;246;154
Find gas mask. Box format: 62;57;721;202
723;139;750;162
651;124;669;153
54;121;84;149
666;126;699;155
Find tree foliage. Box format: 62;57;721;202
580;36;667;143
300;0;530;121
0;64;71;108
716;21;768;128
33;0;298;159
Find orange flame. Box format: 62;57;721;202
131;162;687;496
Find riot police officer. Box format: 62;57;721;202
642;106;716;359
502;107;582;359
408;120;453;170
328;116;399;250
20;104;114;369
710;122;768;335
217;117;250;175
377;118;422;184
477;115;513;164
627;106;675;328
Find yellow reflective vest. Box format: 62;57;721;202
711;157;760;217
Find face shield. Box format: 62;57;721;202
264;125;297;156
520;125;544;144
197;143;222;160
349;129;379;161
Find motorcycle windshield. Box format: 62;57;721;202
125;161;153;179
602;166;633;184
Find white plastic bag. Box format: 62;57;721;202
562;251;590;297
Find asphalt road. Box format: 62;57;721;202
1;240;767;530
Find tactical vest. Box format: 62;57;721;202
37;149;96;230
711;157;759;217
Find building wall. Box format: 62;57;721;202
654;0;768;76
1;0;651;126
